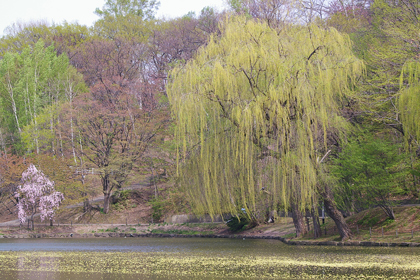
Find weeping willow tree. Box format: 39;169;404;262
400;62;420;142
168;16;364;240
399;61;420;197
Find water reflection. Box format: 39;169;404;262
16;253;59;280
0;237;286;254
0;238;419;279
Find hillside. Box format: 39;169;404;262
2;187;420;244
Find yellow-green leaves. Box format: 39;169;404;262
399;61;420;143
168;15;364;219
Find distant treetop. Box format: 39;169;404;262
94;0;160;20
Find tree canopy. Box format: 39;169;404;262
1;0;420;240
15;164;64;229
94;0;160;20
168;16;364;224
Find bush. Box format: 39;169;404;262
382;218;395;227
112;190;130;204
226;214;250;232
150;198;164;222
111;190;131;211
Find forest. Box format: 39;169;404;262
1;0;420;241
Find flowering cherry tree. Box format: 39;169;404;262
15;164;64;229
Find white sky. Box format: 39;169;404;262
0;0;227;36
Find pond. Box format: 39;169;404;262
0;237;420;279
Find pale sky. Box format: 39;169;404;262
0;0;227;36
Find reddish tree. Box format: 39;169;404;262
73;37;158;109
149;12;221;83
71;89;163;213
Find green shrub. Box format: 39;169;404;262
382;218;395;227
150;198;164;222
226;214;250;232
111;190;131;210
105;227;119;232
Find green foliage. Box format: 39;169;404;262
357;215;380;227
31;155;87;207
365;0;420;89
382;218;395;227
356;0;420;138
111;190;131;211
226;214;250;232
227;0;245;13
105;227;119;232
282;233;296;239
149;198;164;222
92;14;155;40
168;15;364;220
327;10;370;35
112;190;131;202
0;22;54;55
94;0;160;20
400;62;420;143
0;22;91;56
332;134;406;218
0;39;85;153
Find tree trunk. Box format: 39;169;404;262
83;199;91;213
305;216;310;232
311;206;322;238
0;128;6;153
379;205;395;220
30;208;35;230
102;175;112;214
6;80;22;134
291;202;307;237
322;187;353;241
103;192;111;214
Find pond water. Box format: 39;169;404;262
0;237;420;279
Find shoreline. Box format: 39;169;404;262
1;232;420;247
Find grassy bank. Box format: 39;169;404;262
297;206;420;243
1;184;419;244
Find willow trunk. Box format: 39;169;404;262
321;186;353;240
291;202;307;237
311;206;322;238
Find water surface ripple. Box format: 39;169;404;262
0;237;419;279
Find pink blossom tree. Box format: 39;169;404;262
15;164;64;229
